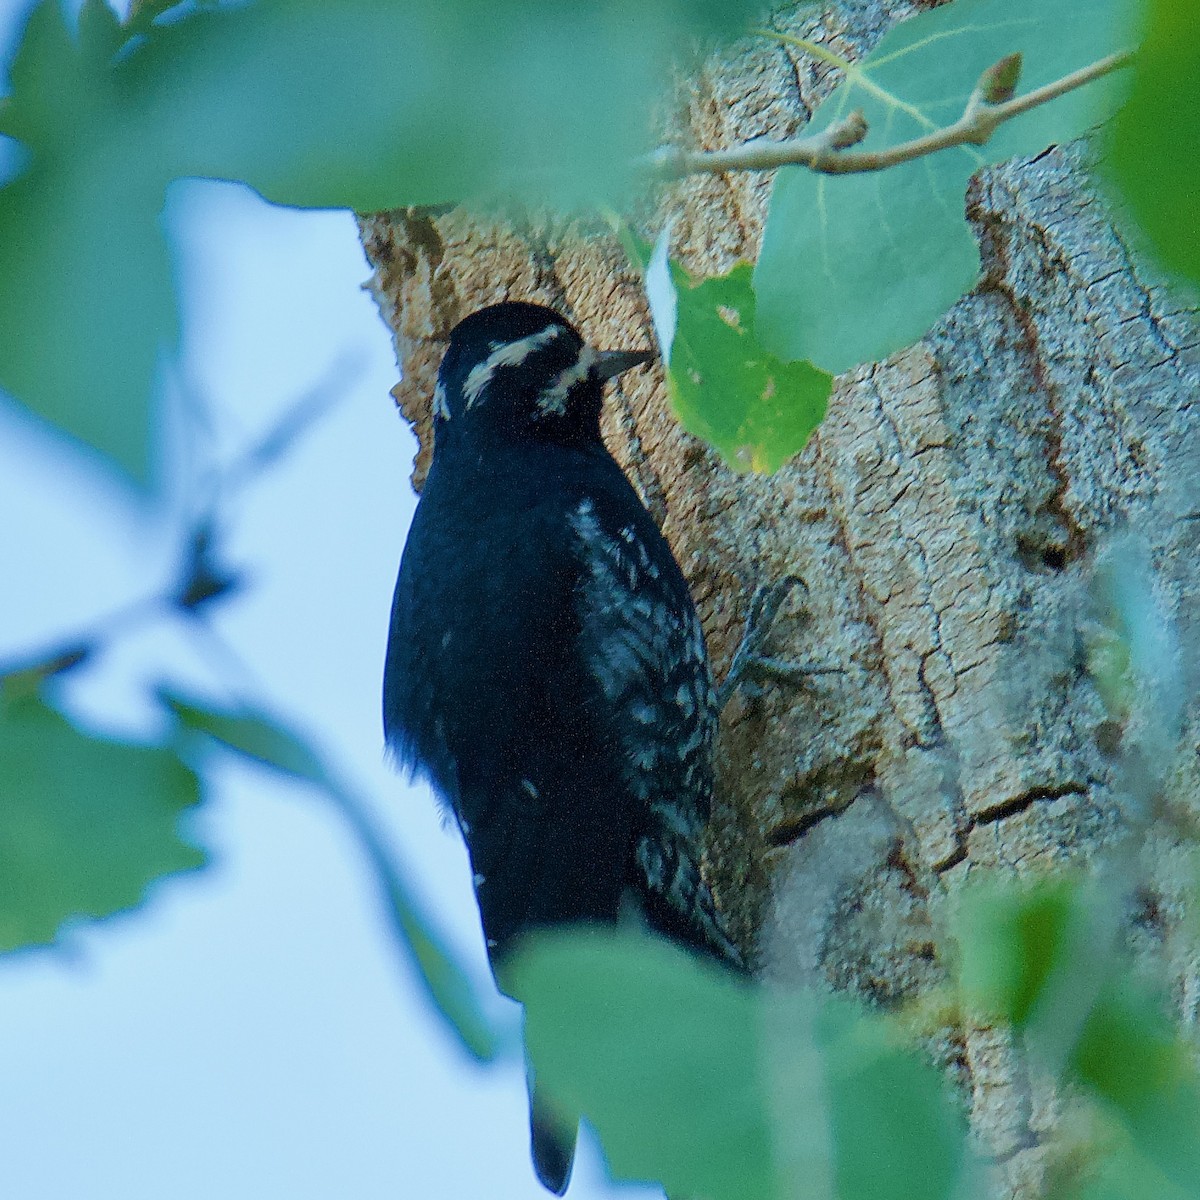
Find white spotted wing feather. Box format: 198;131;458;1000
569;498;741;966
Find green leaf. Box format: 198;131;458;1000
1086;526;1184;758
1047;1138;1197;1200
0;1;174;486
0;683;205;952
162;689;501;1063
1072;982;1200;1192
667;262;832;472
1107;0;1200;288
956;876;1082;1029
754;0;1138;374
0;161;176;486
122;0;762;211
3;1;104;148
515;930;773;1199
822;1003;965;1200
512;928;964;1199
78;0;125;64
163;691;330;785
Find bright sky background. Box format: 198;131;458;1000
0;3;659;1197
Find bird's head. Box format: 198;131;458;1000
432;302;653;448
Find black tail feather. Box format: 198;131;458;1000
529;1080;577;1195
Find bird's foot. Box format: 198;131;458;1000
717;575;842;710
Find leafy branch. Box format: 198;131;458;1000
163;690;502;1062
0;370;501;1062
649;47;1134;179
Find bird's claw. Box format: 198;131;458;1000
718;575;841;709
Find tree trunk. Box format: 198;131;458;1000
357;1;1200;1194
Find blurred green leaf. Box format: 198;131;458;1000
1087;632;1135;725
77;0;125;65
667;262;832;473
1108;0;1199;287
3;2;92;146
1086;537;1184;760
514;929;773;1199
956;876;1081;1028
821;1003;965;1200
0;164;177;485
126;0;663;211
1045;1128;1192;1200
755;0;1138;374
120;0;767;212
162;689;501;1062
0;682;205;952
164;690;329;784
1073;981;1200;1191
0;1;175;485
512;928;964;1199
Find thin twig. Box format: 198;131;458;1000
0;592;169;682
0;365;357;685
648;49;1134;180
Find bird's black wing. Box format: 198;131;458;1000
567;486;742;968
384;455;641;971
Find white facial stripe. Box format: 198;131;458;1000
537;344;596;416
461;326;565;408
432;380;451;421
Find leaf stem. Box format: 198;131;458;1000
762;29;935;128
761;31;858;77
648;49;1134;180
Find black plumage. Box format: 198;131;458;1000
383;302;741;1194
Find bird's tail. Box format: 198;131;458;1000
528;1069;577;1194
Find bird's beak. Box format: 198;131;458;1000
591;347;655;382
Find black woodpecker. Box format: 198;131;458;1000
383;301;742;1195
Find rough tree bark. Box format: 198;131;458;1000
357;1;1200;1194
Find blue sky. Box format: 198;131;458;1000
0;4;659;1196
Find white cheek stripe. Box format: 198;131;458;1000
538;344;596;416
432;380;451;421
462;326;564;408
